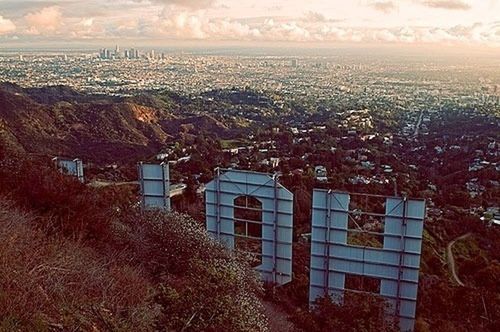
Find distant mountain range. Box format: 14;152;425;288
0;83;232;163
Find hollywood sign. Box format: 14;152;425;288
205;168;425;332
54;158;424;331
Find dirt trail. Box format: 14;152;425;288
263;301;298;332
88;180;138;187
446;233;472;287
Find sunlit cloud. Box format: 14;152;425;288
0;0;498;47
0;15;16;34
153;11;500;46
24;6;62;34
155;0;217;9
417;0;472;10
369;1;398;13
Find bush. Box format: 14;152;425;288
0;196;269;331
0;200;158;331
0;144;269;331
293;293;398;332
128;211;269;332
0;152;120;240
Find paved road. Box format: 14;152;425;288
88;181;187;197
89;180;138;187
447;233;472;287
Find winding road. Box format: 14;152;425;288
446;233;472;287
413;110;424;138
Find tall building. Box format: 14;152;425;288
99;48;112;59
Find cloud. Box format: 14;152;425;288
0;15;15;34
208;19;262;40
2;1;498;47
68;17;104;38
374;29;398;41
146;0;217;9
168;0;216;7
154;10;499;46
79;18;94;28
159;10;205;38
418;0;472;10
304;11;328;23
369;1;398;13
24;6;62;34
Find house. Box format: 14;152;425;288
382;165;393;173
156;153;169;160
261;158;280;168
361;161;375;170
481;207;500;227
315;166;328;182
270;157;280;168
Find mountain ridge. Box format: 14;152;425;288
0;83;232;163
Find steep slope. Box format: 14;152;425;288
0;88;63;153
0;85;175;163
161;114;229;136
0;148;268;331
0;84;238;163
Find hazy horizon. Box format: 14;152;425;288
1;41;499;60
0;0;499;51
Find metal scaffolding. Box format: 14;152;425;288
138;161;171;211
309;189;425;332
53;157;84;183
205;168;293;286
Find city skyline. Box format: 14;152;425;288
0;0;499;50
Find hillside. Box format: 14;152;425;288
1;83;498;331
0;84;235;163
0;145;268;331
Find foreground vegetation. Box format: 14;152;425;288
0;143;268;331
1;112;499;332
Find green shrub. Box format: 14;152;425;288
130;211;269;332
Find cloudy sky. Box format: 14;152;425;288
0;0;499;48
